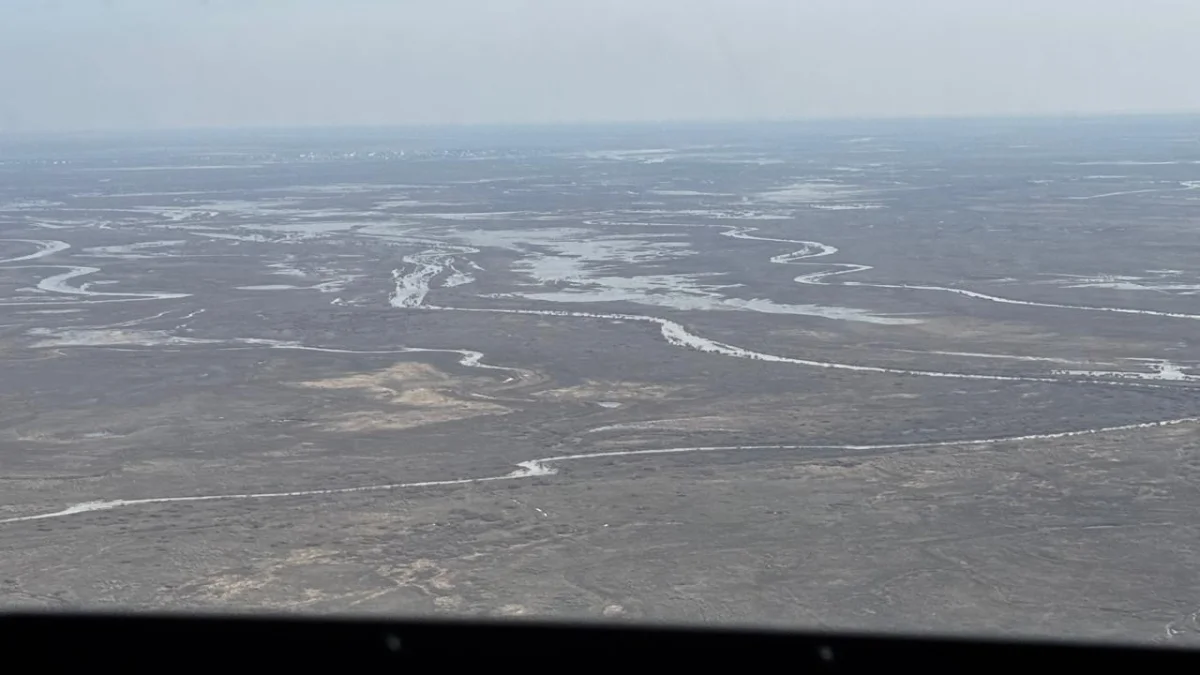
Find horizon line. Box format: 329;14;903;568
4;109;1200;138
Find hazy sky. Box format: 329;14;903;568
2;0;1198;132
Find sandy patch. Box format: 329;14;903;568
201;548;335;604
534;379;686;403
292;361;511;432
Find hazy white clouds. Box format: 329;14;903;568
2;0;1198;131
